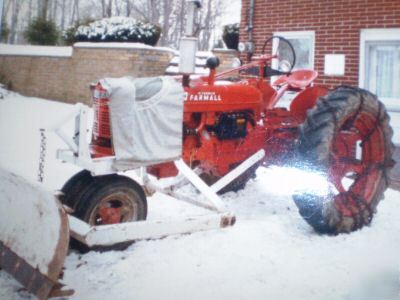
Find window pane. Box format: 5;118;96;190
366;41;400;99
287;38;312;69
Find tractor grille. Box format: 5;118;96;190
93;97;111;138
90;84;114;157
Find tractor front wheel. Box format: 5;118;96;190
73;175;147;226
61;173;147;251
294;87;394;234
60;169;94;209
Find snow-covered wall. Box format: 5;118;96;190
0;44;73;57
0;43;175;105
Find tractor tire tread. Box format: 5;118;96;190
294;86;394;234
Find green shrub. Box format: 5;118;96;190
1;21;10;42
62;18;95;45
75;17;161;46
223;23;239;50
62;26;76;45
24;18;59;45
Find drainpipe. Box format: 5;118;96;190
0;0;3;40
248;0;255;44
238;0;255;60
247;0;255;61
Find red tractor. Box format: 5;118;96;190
63;37;394;235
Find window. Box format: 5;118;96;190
273;31;315;70
365;42;400;99
360;29;400;102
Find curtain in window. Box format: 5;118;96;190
367;42;400;99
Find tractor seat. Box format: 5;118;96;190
273;69;318;90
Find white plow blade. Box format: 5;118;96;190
0;168;71;299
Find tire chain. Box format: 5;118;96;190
38;128;47;183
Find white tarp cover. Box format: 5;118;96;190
99;76;184;170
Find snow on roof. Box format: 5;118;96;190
73;42;177;54
0;44;72;57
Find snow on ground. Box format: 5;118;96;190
0;89;400;300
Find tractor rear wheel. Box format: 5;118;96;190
294;87;394;234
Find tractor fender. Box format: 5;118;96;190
0;168;70;299
289;86;329;120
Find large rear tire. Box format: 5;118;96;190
293;87;394;234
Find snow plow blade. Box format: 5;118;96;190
0;168;72;299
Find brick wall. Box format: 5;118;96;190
0;43;174;105
240;0;400;87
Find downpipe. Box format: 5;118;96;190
247;0;255;61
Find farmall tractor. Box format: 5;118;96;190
0;25;395;300
62;35;394;236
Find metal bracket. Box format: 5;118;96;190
69;213;235;248
52;104;116;175
53;103;266;248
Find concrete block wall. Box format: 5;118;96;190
0;43;175;105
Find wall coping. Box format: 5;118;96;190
0;44;72;57
73;42;177;54
212;48;239;54
0;42;177;58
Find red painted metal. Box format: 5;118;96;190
98;206;122;224
91;83;114;157
287;70;318;89
328;111;386;217
147;162;179;178
90;57;329;180
290;85;330;120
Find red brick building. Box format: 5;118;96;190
239;0;400;108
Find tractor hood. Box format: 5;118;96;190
184;83;263;114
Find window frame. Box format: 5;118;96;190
273;31;316;70
359;28;400;102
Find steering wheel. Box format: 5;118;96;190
261;36;296;75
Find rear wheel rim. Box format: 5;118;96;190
88;192;138;225
329;111;385;217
